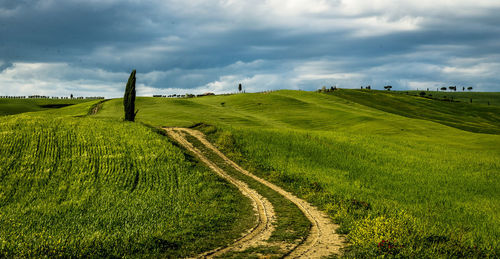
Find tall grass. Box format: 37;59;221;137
212;126;499;257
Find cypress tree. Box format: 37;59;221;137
124;69;137;121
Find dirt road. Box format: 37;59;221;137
164;127;344;258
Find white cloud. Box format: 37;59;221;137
407;81;446;90
3;53;498;99
1;0;500;94
153;0;499;37
442;62;500;77
0;63;127;97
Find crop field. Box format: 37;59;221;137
0;98;95;116
96;89;500;257
0;113;254;257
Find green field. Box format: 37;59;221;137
95;90;500;257
0;110;253;257
1;89;499;257
0;98;95;116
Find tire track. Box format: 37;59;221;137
165;127;345;258
164;128;275;258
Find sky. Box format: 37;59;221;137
0;0;499;97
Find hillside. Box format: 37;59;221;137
330;89;500;134
0;112;254;257
96;90;500;257
405;90;500;106
2;90;499;257
0;98;95;116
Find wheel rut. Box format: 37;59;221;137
163;127;344;258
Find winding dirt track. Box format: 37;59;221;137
164;127;344;258
165;128;275;257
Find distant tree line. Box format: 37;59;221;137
0;95;104;99
0;96;27;99
153;92;215;98
439;86;473;91
316;84;475;92
318;86;338;93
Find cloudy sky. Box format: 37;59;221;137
1;0;499;97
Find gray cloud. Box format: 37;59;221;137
0;0;499;97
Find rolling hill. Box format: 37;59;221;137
95;89;500;257
1;89;499;257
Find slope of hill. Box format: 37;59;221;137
330;89;500;134
0;98;94;116
0;113;254;257
405;90;500;106
96;90;500;257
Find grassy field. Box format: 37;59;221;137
95;90;500;257
330;89;500;134
2;89;499;257
0;111;254;257
0;98;95;116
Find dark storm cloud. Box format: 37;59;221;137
0;0;160;65
0;0;499;96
